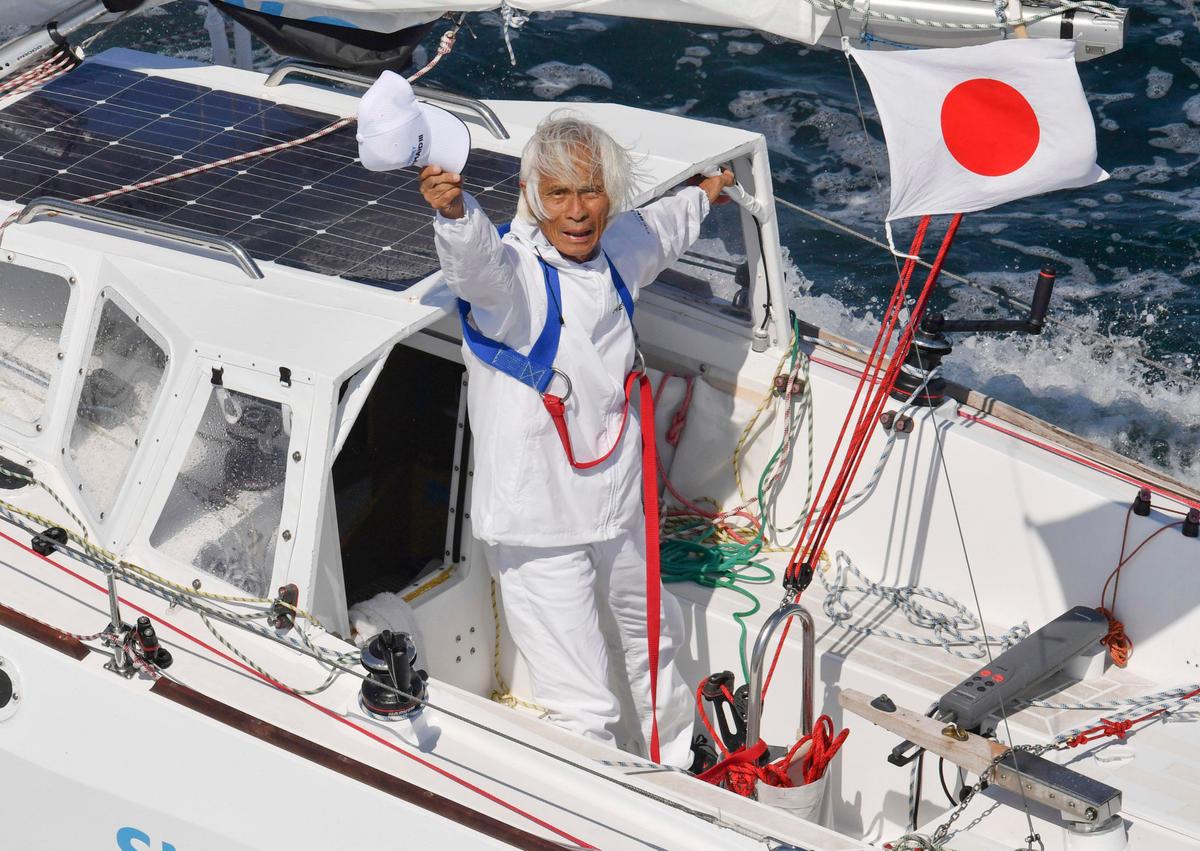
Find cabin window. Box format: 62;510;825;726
656;194;752;320
333;343;463;608
149;387;292;597
68;294;167;518
0;261;71;427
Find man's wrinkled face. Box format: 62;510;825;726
529;156;611;262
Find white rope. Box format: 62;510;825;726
499;1;529;66
818;551;1030;659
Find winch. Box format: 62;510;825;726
358;630;428;721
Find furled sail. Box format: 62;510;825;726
201;1;830;45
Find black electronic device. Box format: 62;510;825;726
938;606;1109;732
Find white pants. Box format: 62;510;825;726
484;527;695;768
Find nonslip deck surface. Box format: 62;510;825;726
0;62;520;290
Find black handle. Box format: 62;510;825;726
1027;265;1056;333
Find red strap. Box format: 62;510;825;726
638;372;662;763
542;370;662;763
542;371;641;469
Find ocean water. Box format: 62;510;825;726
82;3;1200;486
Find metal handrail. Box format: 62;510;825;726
263;59;510;140
746;602;814;747
16;198;264;279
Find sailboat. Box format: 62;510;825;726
1;2;1195;850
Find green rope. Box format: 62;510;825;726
660;318;810;683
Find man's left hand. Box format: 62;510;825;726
697;168;736;205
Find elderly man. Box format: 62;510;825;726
421;112;733;768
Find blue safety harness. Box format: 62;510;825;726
457;224;635;394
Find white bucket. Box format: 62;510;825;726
755;769;830;825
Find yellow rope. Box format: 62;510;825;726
488;578;549;714
0;470;324;624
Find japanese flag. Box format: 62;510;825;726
850;39;1107;221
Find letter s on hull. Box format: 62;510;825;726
117;826;177;851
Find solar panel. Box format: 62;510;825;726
0;62;521;291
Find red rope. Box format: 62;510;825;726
762;215;964;704
693;678;849;797
1093;503;1185;667
0;528;594;848
1066;685;1200;748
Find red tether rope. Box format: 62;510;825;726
0;527;593;848
1065;684;1200;748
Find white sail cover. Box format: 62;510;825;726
187;1;830;44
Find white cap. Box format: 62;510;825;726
356;70;471;173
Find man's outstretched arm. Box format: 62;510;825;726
609;168;735;293
423;165;530;341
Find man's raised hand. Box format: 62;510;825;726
420;165;465;219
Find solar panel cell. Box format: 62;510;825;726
0;61;521;291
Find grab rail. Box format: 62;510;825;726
16;198;264;279
746;602;814;747
264;59;510;140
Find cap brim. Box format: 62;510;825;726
418;103;471;173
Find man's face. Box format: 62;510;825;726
531;156;611;262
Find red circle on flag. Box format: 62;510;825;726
940;78;1040;177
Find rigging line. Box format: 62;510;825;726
0;530;784;847
773;196;1200;389
911;352;1040;845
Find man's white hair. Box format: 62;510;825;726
517;111;636;224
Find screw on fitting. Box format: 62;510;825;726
894;414;914;434
879;411;896;431
1184;509;1199;539
1132;487;1152;517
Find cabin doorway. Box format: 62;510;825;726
332;343;464;608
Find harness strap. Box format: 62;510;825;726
457;223;633;393
457;259;562;394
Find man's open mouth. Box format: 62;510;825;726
562;227;594;242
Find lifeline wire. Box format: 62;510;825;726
1;524;797;847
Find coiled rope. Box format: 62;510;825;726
818;551;1030;658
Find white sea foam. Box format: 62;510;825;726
1147;68;1175;99
566;17;607;32
526;62;612;99
727;41;765;56
779;247;1199;485
1150;123;1200;154
1185;94;1200;124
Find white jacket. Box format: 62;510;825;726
434;186;711;546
